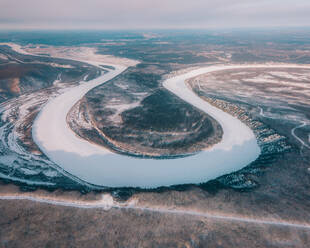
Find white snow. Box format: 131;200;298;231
246;74;309;88
49;63;74;69
105;101;141;123
0;53;8;60
268;71;310;81
0;43;35;57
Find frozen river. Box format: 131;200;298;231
31;61;267;188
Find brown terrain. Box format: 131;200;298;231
0;174;310;248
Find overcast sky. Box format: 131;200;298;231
1;0;310;29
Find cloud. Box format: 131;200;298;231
0;0;309;29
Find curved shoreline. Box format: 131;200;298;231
31;58;310;188
19;42;307;188
32;61;278;188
